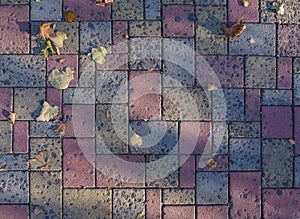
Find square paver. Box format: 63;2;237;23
112;0;143;20
228;0;259;22
0;121;12;153
294;58;300;74
278;25;300;57
145;0;161;20
30;0;62;21
262;139;293;188
0;88;12;120
163;206;195;219
0;205;29;219
0;5;30;54
262;89;292;105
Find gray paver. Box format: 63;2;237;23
0;0;28;4
162;0;193;4
294;74;300;105
78;55;96;87
229;122;260;138
0;121;12;153
63;87;95;104
29;121;60;137
163;188;195;204
129;21;161;37
262;89;292;106
295;156;300;188
212;121;228;154
195;0;226;5
0;154;28;170
145;0;161;20
294;58;300;74
112;0;144;20
30;0;62;21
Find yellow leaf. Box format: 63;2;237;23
289;138;296;145
48;67;74;90
208;84;218;91
65;10;76;23
130;132;143;146
136;211;144;219
239;0;249;7
222;18;246;39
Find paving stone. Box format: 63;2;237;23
30;0;62;21
112;21;128;54
245;56;276;88
80;22;112;54
0;5;29;54
163;38;195;87
63;138;95;188
196;172;228;204
29;121;60;137
129;37;162;70
0;88;12;120
129;121;178;154
95;104;128;154
262;89;292;105
229;138;260;171
277;57;292;89
163;206;195;219
295;107;300;155
197;206;228;219
0;121;12;153
212;89;244;121
30;172;61;219
96;71;128;104
262;106;292;138
96;155;145;187
78;55;95;87
294;74;300;105
163;189;195;204
129;21;161;37
0;154;28;171
63;0;111;21
145;0;161;20
198;56;244;88
29;138;61;171
295;156;300;187
63;87;95;104
14;88;45;120
146;189;161;219
47;88;62;114
179;155;195;187
146;155;178;188
228;0;259;22
197;154;228;171
0;171;28;203
230;172;261;219
113;189;145;219
13;121;28;153
294;58;300;74
96;53;128;71
63;189;111;219
229;24;276;56
0;55;46;87
229;122;260;138
0;205;29;219
245;89;260;121
262;139;293;188
164;87;210;120
162;5;194;37
179;122;210;155
129;71;161;120
278;25;300;57
195;6;227;55
0;0;28;4
212;121;228;154
112;0;143;20
263;189;300;218
162;0;193;4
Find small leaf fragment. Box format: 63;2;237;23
90;46;108;65
57;58;66;63
289;138;296;145
130;132;143;147
239;0;249;7
1;109;16;124
65;10;76;23
33;205;45;216
270;2;284;15
95;0;114;7
136;211;145;219
222;18;246;39
38;22;55;40
48;67;74;89
36;101;58;122
249;38;256;44
208;84;218;91
29;150;51;170
206;158;218;170
53;121;66;138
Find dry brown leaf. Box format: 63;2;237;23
95;0;113;7
58;58;66;63
65;10;76;23
38;22;55;40
222;18;246;39
239;0;249;7
206;158;218;170
7;112;16;124
53;121;66;138
136;211;145;219
29;150;50;170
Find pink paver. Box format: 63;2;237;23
47;88;62;114
263;189;300;218
63;0;111;21
262;106;292;138
0;205;29;219
96;155;145;187
197;206;228;219
162;5;195;37
179;122;211;154
0;6;30;54
294;107;300;154
96;53;128;70
163;205;195;219
13;121;28;153
63;105;95;138
179;155;195;188
277;57;292;89
228;0;259;22
197;154;228;171
63;138;95;188
129;71;161;120
230;172;261;219
146;189;161;219
245;89;260;121
47;55;78;87
113;21;128;53
0;88;13;120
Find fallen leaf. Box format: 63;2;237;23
65;10;76;23
36;101;58;122
289;138;296;145
90;46;108;65
48;67;74;89
136;211;144;219
147;68;155;73
1;109;16;124
125;34;130;40
206;158;218;170
207;84;218;91
239;0;249;7
95;0;114;7
38;22;55;40
222;18;246;39
49;31;67;55
249;38;256;44
57;58;65;63
29;150;50;170
53;121;66;138
41;40;55;60
270;2;284;15
130;132;143;146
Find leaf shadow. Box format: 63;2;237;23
16;21;30;33
30;100;44;119
197;12;225;36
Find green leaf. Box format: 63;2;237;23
90;46;107;65
48;67;74;89
36;101;58;122
41;40;54;60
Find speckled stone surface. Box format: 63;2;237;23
0;205;29;219
0;154;28;170
295;156;300;187
29;121;60;137
262;89;292;105
112;0;143;20
145;0;161;20
228;0;259;22
163;188;195;204
278;25;300;57
0;88;12;120
0;0;28;4
0;121;12;152
30;0;62;21
63;87;95;104
229;122;260;138
163;206;195;219
78;55;95;87
129;21;161;37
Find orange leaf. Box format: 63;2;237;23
38;22;55;40
65;10;76;23
222;18;246;39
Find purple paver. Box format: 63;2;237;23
228;0;259;22
146;189;161;219
0;205;29;219
112;21;128;53
0;88;12;120
47;88;62;114
245;89;260;121
295;107;300;155
197;206;228;219
278;25;300;57
179;155;195;188
163;205;195;219
13;121;28;153
277;57;292;89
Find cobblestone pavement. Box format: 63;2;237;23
0;0;300;218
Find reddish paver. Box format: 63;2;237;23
13;121;28;153
0;6;30;54
262;106;292;138
129;71;161;120
63;138;95;188
179;155;195;188
163;205;195;219
230;172;261;219
113;21;128;53
263;189;300;218
146;189;161;219
0;205;29;219
0;88;13;120
96;53;128;70
162;5;195;37
197;206;228;219
277;57;292;89
228;0;259;22
47;88;62;114
295;107;300;155
245;89;260;121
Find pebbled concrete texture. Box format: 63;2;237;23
0;0;300;218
